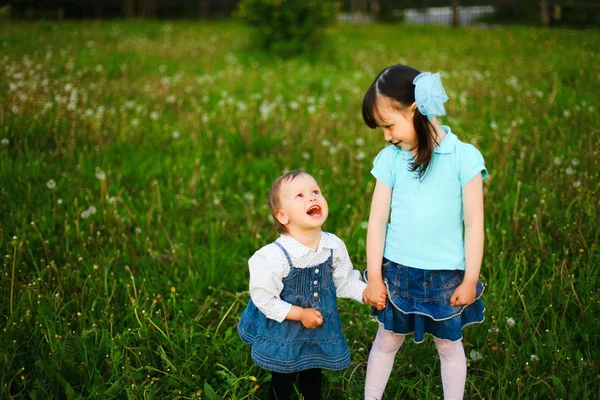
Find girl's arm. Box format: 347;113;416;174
286;306;323;329
364;180;393;307
451;172;484;306
249;251;323;328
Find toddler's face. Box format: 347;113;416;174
276;174;328;234
373;96;418;153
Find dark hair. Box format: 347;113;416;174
362;64;440;179
268;170;307;234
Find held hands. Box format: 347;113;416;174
363;281;387;310
450;280;477;306
300;308;324;329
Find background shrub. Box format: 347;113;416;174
236;0;340;57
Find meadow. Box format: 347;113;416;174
0;19;599;399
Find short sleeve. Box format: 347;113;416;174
370;146;397;188
458;143;487;187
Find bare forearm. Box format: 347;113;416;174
366;220;387;283
285;305;304;321
464;224;484;284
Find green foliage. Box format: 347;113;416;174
1;20;599;398
236;0;340;57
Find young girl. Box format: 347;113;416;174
361;64;487;400
238;170;385;400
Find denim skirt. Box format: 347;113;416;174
370;258;485;343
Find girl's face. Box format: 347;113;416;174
276;174;329;234
373;96;418;153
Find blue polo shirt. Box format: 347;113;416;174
371;126;487;271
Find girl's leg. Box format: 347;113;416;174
364;325;406;400
433;338;467;400
298;368;322;400
269;371;297;400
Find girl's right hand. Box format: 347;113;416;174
300;308;324;329
364;280;387;310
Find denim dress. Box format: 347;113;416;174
238;242;351;373
370;259;485;343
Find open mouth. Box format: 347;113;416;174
307;205;321;216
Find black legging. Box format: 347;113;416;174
269;368;322;400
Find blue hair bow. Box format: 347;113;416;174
413;72;449;121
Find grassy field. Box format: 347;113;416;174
1;19;599;399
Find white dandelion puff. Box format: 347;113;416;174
553;157;562;165
95;169;106;180
1;138;9;146
573;181;581;188
46;179;56;189
506;317;516;327
565;167;574;175
150;111;159;120
81;210;90;219
172;131;180;139
469;350;483;361
243;192;255;203
490;121;498;130
88;206;97;215
530;354;539;362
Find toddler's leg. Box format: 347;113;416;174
298;368;322;400
364;325;406;400
269;371;297;400
434;338;466;400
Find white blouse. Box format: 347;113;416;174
248;232;367;322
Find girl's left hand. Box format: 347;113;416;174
450;281;477;306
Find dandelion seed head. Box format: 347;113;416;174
470;350;483;361
506;317;516;327
1;138;8;146
46;179;56;189
565;167;574;175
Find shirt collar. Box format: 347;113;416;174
277;232;340;257
393;125;456;158
434;125;457;154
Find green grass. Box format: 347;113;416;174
1;19;599;399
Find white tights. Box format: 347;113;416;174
364;326;467;400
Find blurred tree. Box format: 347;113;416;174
540;0;550;27
451;0;460;27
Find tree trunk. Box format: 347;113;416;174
540;0;551;27
199;0;210;20
370;0;380;22
57;6;64;20
124;0;135;19
94;4;103;19
451;0;460;27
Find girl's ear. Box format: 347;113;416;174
275;210;289;226
410;102;418;111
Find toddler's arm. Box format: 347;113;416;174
451;173;484;306
248;251;293;322
286;306;323;329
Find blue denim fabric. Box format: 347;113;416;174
371;259;485;343
238;243;351;373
